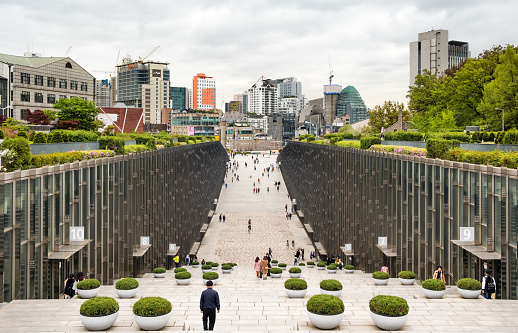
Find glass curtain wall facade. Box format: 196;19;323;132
335;86;369;124
0;142;227;302
279;142;518;299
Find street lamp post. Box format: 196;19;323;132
495;108;504;132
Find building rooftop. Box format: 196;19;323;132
0;53;65;67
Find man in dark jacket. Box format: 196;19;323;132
200;281;220;330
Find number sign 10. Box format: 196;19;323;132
460;227;474;242
344;244;352;251
378;237;387;248
140;236;150;246
70;226;85;242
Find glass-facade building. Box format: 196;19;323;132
170;87;188;111
335;85;369;125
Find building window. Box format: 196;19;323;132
35;75;44;86
35;93;43;103
21;73;30;84
47;94;56;104
65;62;72;69
59;95;67;100
59;79;67;89
48;77;56;87
70;81;78;90
21;91;30;102
80;82;87;91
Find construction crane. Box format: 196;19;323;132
138;46;160;62
65;46;72;56
328;55;334;85
251;76;266;88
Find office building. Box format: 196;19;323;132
410;29;470;85
192;73;216;111
95;79;112;107
0;52;95;120
116;57;170;124
225;101;241;114
323;84;341;129
247;113;269;133
162;109;220;136
247;80;277;115
336;86;369;125
170;87;189;111
275;77;304;114
277;96;300;115
234;92;248;115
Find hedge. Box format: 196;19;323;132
425;132;471;143
30;150;115;168
336;140;361;149
425;139;460;159
61;130;99;142
503;128;518;144
98;137;125;155
33;132;47;143
446;149;518;169
1;138;31;172
360;136;381;149
124;144;149;153
384;130;424;142
370;145;427;157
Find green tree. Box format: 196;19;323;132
368;101;410;133
53;97;99;131
477;45;518;131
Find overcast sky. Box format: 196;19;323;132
1;0;516;109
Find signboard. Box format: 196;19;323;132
189;126;195;136
140;236;150;246
460;227;474;242
70;226;85;242
169;244;176;252
344;244;352;251
378;237;387;248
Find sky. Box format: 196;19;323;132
1;0;517;109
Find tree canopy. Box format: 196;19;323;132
53;97;99;131
368;101;410;133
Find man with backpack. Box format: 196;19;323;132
482;270;496;299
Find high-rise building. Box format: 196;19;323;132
247;80;277;115
192;73;216;110
234;92;248;114
95;79;112;107
225;101;241;113
277;97;300;115
170;87;189;111
323;84;342;128
336;86;369;125
116;57;170;124
275;77;304;114
410;29;470;85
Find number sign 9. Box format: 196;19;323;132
169;244;176;251
378;237;387;248
140;236;150;246
344;244;352;251
460;227;474;242
70;227;85;242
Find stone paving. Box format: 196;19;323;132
2;153;518;332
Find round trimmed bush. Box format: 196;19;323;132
344;265;354;270
317;261;326;267
327;264;337;270
306;294;344;315
153;268;166;274
271;260;278;264
205;261;213;266
201;264;212;270
80;297;119;316
115;277;138;290
398;271;416;279
278;263;287;268
369;295;409;317
231;263;237;267
456;278;482;290
299;263;305;266
77;279;101;290
421;278;446;291
221;264;232;270
202;272;219;280
175;271;192;279
211;263;219;268
174;268;187;273
192;261;200;265
372;271;389;280
320;279;343;291
270;268;282;274
133;297;172;317
284;278;307;290
307;261;315;265
289;267;301;273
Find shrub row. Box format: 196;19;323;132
360;136;381;149
336;140;361;149
425;139;460;159
384;130;424;142
370;145;427;157
446;149;518;169
98;137;125;155
30;150;115;168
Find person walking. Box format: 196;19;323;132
223;215;226;223
285;204;288;212
269;248;272;257
286;240;289;249
200;281;220;331
219;214;222;222
292;240;295;248
432;265;445;283
482;270;496;299
248;224;251;233
254;257;261;278
261;256;269;280
185;254;190;266
301;249;305;261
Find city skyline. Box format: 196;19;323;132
1;0;517;109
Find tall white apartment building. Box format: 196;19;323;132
276;77;304;113
247;80;277;115
277;97;300;114
192;73;216;111
95;79;112;107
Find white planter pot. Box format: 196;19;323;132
307;311;344;330
271;263;278;267
222;269;232;274
289;272;301;278
153;273;166;278
192;264;199;268
203;279;219;285
115;288;138;299
327;269;337;274
77;287;100;299
320;288;342;297
285;288;307;298
175;278;191;285
134;312;171;331
202;269;212;273
317;266;325;270
307;265;315;268
80;312;118;331
370;311;408;331
399;278;415;285
345;269;354;274
279;266;286;270
422;287;446;299
271;273;282;278
458;288;481;299
373;278;389;285
212;267;218;271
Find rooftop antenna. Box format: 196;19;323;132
328;55;334;85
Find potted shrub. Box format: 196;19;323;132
327;264;338;274
203;272;219;285
369;295;409;330
174;267;186;274
299;263;305;266
456;278;482;299
320;279;343;297
344;265;354;273
317;261;326;270
153;267;166;278
421;279;446;299
175;271;192;285
221;264;232;274
284;278;307;298
372;271;389;285
289;267;302;278
201;264;213;273
206;261;213;266
77;279;101;299
115;277;139;299
133;296;172;331
80;296;119;331
270;267;282;278
398;271;416;285
278;263;287;270
306;294;344;329
211;262;219;271
192;261;200;268
307;261;315;268
271;260;278;266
